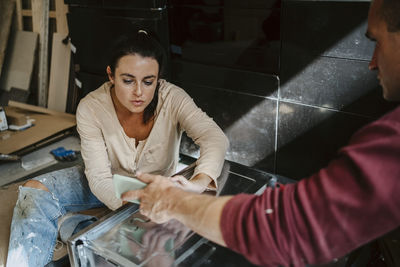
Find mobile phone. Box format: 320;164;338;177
113;174;147;204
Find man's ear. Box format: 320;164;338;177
106;66;114;84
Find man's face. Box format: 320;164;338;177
367;0;400;102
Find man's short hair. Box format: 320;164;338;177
380;0;400;32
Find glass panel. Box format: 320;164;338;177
89;212;194;266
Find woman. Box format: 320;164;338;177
77;29;228;209
6;29;228;266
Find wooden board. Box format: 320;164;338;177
48;33;71;112
8;100;75;119
0;31;38;92
0;0;15;77
0;102;76;155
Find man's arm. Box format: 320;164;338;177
121;173;233;246
124;107;400;267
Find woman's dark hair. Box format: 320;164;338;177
379;0;400;32
108;28;166;124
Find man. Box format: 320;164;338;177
122;0;400;266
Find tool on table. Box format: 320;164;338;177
0;153;20;162
50;146;79;161
0;107;8;131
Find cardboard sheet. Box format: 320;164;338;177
0;31;38;92
0;101;76;155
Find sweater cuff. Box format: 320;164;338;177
191;169;218;190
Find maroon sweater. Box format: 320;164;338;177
221;106;400;267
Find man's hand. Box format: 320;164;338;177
121;172;179;223
122;172;232;247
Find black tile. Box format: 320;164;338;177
76;71;108;98
169;0;223;6
217;172;256;196
280;53;396;118
68;7;169;75
172;59;278;97
276;102;373;180
282;1;373;60
169;0;280;9
65;0;166;9
223;0;281;9
168;4;281;74
177;83;277;172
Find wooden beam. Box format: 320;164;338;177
22;9;56;18
0;0;15;77
31;0;50;107
55;0;69;34
21;9;31;16
31;1;41;33
15;0;23;30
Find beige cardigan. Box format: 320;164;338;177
76;80;229;210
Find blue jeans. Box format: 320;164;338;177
6;166;104;267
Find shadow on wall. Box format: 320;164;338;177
257;95;397;180
177;0;396;180
181;81;396;180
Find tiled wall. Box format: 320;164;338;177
172;0;396;180
277;0;396;179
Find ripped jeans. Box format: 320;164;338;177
6;166;104;267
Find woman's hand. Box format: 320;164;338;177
170;173;213;193
122;173;177;223
169;175;206;193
